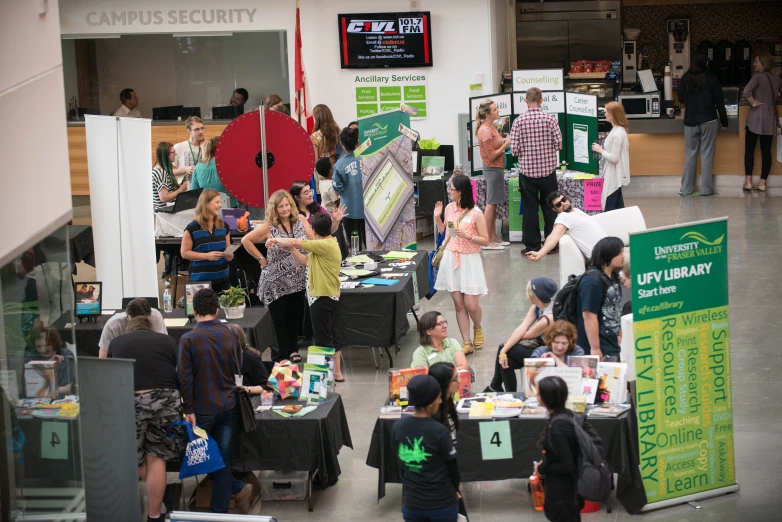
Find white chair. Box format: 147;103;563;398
558;206;647;288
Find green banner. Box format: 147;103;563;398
631;218;736;507
565;92;598;175
508;177;522;241
357;110;408;157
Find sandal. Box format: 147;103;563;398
290;353;303;363
742;183;753;191
754;185;767;192
473;326;484;350
462;341;474;355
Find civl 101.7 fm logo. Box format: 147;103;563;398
654;231;725;262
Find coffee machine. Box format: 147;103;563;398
623;40;638;84
667;18;691;80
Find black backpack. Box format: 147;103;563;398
549;413;611;502
552;269;612;325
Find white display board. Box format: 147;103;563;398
513;91;566;115
512;69;564;93
565;92;598;118
86;116;158;310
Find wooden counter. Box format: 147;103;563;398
68;122;229;196
626;105;780;177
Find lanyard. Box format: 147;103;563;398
188;141;202;166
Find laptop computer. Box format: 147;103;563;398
157;188;203;214
120;297;159;310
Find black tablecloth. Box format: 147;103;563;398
53;307;277;357
231;393;353;489
17;417;83;482
366;409;647;513
340;251;430;353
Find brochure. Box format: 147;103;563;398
468;401;494;418
522;358;555;398
596;362;628;404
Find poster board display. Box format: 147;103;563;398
468;93;513;176
358;110;417;250
513;91;567;163
631;218;738;510
512;69;564;93
354;72;428;119
565;92;599;175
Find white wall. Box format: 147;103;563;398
1;0;72;262
491;0;510;92
59;0;496;160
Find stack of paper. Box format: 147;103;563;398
382;251;417;260
345;254;374;264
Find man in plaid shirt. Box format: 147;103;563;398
509;87;562;255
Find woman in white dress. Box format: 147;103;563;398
434;175;490;355
592;101;630;211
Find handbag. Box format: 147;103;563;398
431;208;470;268
760;72;781;136
169;420;226;479
233;339;258;433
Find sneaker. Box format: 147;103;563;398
482;243;505;250
473;326;484;350
462;341;474;355
678;191;700;197
499;241;511;246
234;483;254;514
483;385;503;393
521;247;538;255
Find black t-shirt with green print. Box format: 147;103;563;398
392;416;459;509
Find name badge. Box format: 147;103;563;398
427;352;438;361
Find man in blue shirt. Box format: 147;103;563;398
178;289;253;514
332;127;366;249
575;236;625;360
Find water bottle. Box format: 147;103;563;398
350;230;360;256
163;281;173;313
529;471;545;511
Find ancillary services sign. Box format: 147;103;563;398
630;218;736;508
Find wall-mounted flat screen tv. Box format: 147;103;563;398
338;12;433;69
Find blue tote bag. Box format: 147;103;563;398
170;420;226;479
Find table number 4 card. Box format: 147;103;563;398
479;420;513;460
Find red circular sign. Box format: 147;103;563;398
215;110;315;208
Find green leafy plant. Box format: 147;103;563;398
418;137;440;150
218;286;248;308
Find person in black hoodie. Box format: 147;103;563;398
535;376;598;522
678;52;728;197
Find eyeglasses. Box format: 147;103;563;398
436;320;448;327
553;196;568;208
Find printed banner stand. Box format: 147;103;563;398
358;110;417;250
468;93;513;176
565;92;599;175
631;218;738;512
514;91;567;164
508;177;523;242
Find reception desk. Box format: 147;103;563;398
67;120;231;196
626;104;781;178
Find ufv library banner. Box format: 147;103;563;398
630;218;737;509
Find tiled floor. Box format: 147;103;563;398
73;190;780;520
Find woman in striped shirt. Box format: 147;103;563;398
180;189;234;293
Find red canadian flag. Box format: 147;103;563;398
294;0;314;134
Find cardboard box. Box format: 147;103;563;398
415;216;434;240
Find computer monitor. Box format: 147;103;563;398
212;105;244;120
78;108;101;118
153;105;184;120
75;282;102;317
181;107;202;119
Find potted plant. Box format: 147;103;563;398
218;286;248;319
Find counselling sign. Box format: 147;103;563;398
338;12;433;69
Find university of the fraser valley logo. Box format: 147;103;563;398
398;437;431;472
364;122;389;140
653;230;725;261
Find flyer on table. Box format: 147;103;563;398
631;218;736;506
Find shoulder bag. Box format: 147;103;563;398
760;72;781;135
431;207;470;268
233;336;257;433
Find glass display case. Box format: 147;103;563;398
564;78;619;120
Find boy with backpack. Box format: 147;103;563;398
554;237;624;360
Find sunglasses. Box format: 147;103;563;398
553;196;568;208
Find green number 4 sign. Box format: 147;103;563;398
479;420;513;460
